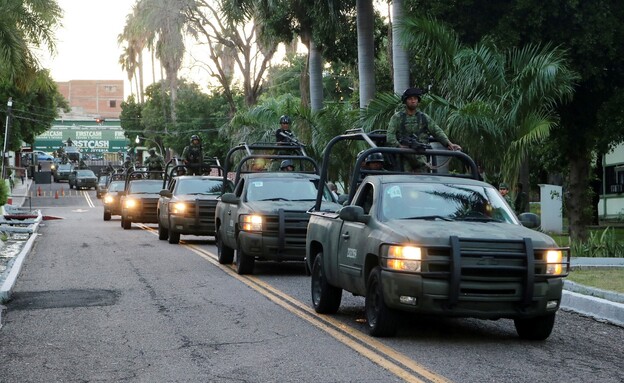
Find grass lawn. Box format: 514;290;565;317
566;268;624;294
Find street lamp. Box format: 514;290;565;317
2;97;13;180
135;135;164;156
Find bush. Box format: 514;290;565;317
570;227;624;258
0;179;8;206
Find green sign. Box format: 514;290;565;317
35;124;130;153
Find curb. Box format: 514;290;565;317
0;232;39;303
561;289;624;327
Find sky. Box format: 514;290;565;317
41;0;137;95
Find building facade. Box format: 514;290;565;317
56;80;124;119
599;142;624;219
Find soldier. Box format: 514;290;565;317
387;87;461;172
144;148;164;179
364;153;385;171
276;115;295;144
280;159;295;171
499;183;513;206
182;134;203;175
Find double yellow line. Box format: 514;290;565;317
138;225;451;383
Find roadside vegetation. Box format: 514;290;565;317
567;268;624;294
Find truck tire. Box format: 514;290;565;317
168;230;180;244
365;267;398;337
122;217;131;230
217;232;234;264
103;210;111;221
236;246;254;275
311;253;342;314
158;221;168;240
514;313;556;340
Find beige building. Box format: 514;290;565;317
56;80;124;119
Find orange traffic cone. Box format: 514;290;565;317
37;186;41;196
61;188;65;197
54;190;59;199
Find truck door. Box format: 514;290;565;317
337;183;374;293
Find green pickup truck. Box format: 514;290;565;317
215;142;341;275
306;131;570;339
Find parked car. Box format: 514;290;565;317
53;163;74;182
68;169;98;190
103;180;126;221
34;151;54;161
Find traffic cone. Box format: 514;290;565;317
37;186;41;196
61;188;65;197
54;190;59;199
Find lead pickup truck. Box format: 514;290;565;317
306;131;570;339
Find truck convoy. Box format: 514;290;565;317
305;130;570;339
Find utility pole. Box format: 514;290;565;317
2;97;13;180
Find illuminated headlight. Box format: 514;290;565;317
51;165;56;170
384;245;422;272
546;250;563;275
240;215;263;231
171;202;187;214
104;195;114;204
124;198;138;209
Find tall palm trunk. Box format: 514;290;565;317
357;0;375;108
309;39;323;111
392;0;409;93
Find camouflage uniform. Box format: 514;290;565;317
182;136;203;175
387;109;451;171
144;151;164;179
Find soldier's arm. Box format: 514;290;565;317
387;114;400;147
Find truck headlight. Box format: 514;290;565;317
124;198;138;209
546;250;563;275
172;202;187;214
384;245;422;272
104;195;114;204
241;214;263;231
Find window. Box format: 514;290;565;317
109;100;117;108
103;85;117;92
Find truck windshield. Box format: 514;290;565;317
381;182;517;223
177;179;224;195
128;180;163;194
246;178;332;202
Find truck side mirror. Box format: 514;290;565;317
339;205;369;224
221;192;240;204
159;189;172;198
518;212;540;229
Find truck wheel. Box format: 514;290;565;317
158;221;168;240
514;313;556;340
217;233;234;264
168;230;180;244
236;246;254;275
311;253;342;314
122;217;131;230
103;210;111;221
365;267;398;337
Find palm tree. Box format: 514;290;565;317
361;16;578;184
0;0;62;89
391;0;409;93
357;0;376;108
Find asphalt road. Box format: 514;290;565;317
0;182;623;382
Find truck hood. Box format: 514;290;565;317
387;219;558;248
246;200;340;214
175;194;219;202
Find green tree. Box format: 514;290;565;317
404;0;624;240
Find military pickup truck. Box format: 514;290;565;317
120;170;164;230
215;142;341;275
157;160;234;244
306;131;570;339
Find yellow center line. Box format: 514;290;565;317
137;226;451;383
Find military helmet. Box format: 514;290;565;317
499;182;509;189
401;87;427;103
190;134;200;143
148;148;156;155
365;153;384;163
280;159;294;170
279;115;291;124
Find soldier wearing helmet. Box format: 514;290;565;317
276;115;296;144
365;152;385;171
144;147;164;179
182;134;203;175
387;87;461;171
280;159;295;171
